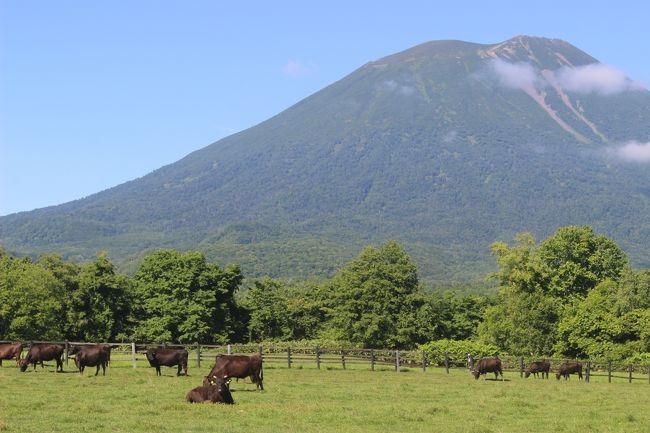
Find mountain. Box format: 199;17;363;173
2;35;650;285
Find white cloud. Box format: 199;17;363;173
282;60;314;78
381;80;416;96
554;64;645;95
489;59;540;90
613;141;650;163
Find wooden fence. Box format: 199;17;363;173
2;340;649;384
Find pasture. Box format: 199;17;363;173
1;359;648;433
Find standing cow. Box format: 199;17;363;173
525;361;551;379
146;348;188;376
186;376;234;404
205;354;264;390
0;342;23;366
74;345;108;376
556;362;583;380
70;344;113;368
19;343;64;372
471;356;504;381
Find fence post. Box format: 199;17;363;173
608;361;612;383
227;344;232;355
519;356;524;378
395;350;400;373
316;346;321;370
422;351;426;373
586;361;590;382
371;349;375;371
629;365;633;384
196;342;201;368
64;340;70;366
131;342;137;369
444;353;449;374
287;347;292;369
342;350;346;370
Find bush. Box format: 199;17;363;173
418;339;500;358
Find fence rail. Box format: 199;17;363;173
2;340;648;384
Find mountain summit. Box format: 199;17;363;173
2;36;650;283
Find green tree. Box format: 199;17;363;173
132;250;242;343
0;252;64;340
482;226;628;355
61;252;131;341
324;241;419;348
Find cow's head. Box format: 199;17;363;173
18;359;29;372
524;370;531;378
145;350;156;364
555;372;561;380
471;369;480;380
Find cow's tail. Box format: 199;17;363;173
260;360;264;388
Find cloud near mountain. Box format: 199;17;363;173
612;141;650;162
489;59;645;95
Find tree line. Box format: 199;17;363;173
1;226;648;363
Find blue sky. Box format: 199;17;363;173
1;0;649;216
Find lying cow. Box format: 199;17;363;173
186;376;234;404
146;348;188;376
74;345;108;376
19;343;64;372
471;356;503;381
206;354;264;390
0;342;23;366
556;362;583;380
525;361;550;379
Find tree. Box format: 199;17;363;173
324;241;420;348
131;250;242;343
483;226;629;355
62;252;131;341
0;253;64;340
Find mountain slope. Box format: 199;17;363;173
2;35;650;284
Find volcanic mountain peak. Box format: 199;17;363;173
2;36;650;284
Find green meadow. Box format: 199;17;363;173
1;359;648;433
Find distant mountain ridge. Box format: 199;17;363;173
2;35;650;284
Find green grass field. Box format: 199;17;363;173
1;359;649;433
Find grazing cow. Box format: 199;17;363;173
471;356;503;380
146;348;188;376
206;354;264;390
0;342;23;366
186;377;234;404
525;361;551;379
19;344;64;372
74;345;108;376
556;362;583;380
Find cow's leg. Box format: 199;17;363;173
177;364;182;376
156;366;161;376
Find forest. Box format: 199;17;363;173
1;225;648;363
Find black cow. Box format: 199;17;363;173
186;377;234;404
556;362;583;380
74;345;108;376
19;344;64;372
206;354;264;390
525;361;551;379
146;348;188;376
0;342;23;366
471;356;503;380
